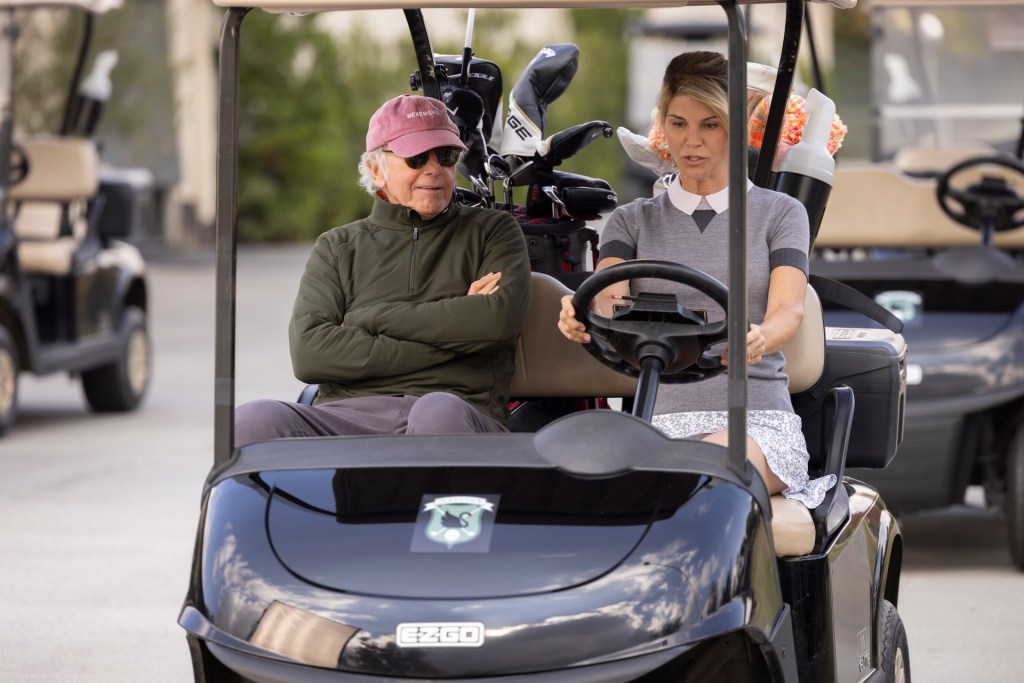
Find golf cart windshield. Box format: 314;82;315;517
870;0;1024;162
207;0;857;473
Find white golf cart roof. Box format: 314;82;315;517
212;0;856;12
872;0;1021;6
0;0;122;10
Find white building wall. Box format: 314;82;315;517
166;0;219;248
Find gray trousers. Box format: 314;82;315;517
234;392;507;447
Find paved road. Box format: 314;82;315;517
1;244;1022;681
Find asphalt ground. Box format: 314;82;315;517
1;243;1021;681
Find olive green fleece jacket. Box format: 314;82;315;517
289;198;531;424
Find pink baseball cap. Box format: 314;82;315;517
365;95;467;157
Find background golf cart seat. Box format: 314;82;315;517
511;271;826;557
817;157;1024;249
891;143;998;178
9;136;99;275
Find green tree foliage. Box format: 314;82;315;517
14;4;178;183
547;10;637;200
235;9;636;242
832;5;871;160
239;13;405;242
13;8;79;134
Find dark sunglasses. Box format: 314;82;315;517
384;146;462;169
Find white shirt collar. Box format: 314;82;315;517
667;176;755;215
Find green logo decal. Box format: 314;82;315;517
412;494;500;552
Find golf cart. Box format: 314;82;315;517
0;0;152;436
180;1;909;681
811;0;1024;569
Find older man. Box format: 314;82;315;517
235;95;530;444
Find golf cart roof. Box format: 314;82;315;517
0;0;122;10
871;0;1021;6
211;0;856;12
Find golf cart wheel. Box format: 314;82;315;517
82;306;151;412
0;326;18;437
1008;426;1024;571
879;600;911;683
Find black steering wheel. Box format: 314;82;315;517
9;141;29;186
936;156;1024;240
572;260;730;384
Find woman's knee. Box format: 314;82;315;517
701;431;785;494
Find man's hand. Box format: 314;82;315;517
468;271;502;296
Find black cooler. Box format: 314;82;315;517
793;327;907;469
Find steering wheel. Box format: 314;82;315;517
571;260;730;384
9;141;29;186
936;156;1024;236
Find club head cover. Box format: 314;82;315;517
499;44;579;157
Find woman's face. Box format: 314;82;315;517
663;94;729;195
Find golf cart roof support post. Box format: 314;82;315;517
752;0;802;187
1017;106;1024;160
214;6;249;468
0;9;15;222
804;1;825;96
405;9;440;100
723;0;751;481
58;11;92;135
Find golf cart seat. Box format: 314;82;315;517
10;136;100;276
510;272;835;558
818;160;1024;249
892;142;998;178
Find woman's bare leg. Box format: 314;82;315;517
701;429;786;495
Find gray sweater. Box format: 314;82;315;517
599;182;809;414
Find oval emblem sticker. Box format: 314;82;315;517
396;622;485;648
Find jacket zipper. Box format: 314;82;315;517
408;223;420;292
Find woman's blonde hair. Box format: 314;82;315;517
656;51;730;130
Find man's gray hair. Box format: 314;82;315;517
358;148;387;196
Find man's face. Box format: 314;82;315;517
371;147;458;220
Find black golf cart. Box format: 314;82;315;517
181;1;910;681
0;0;152;436
811;0;1024;570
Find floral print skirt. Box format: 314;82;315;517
652;409;836;509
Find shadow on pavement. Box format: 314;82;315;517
899;506;1013;571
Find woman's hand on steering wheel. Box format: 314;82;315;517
558;295;591;344
561;260;730;383
721;322;765;367
558;291;623;344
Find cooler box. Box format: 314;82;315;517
793;327;907;469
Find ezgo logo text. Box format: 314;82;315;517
396;622;485;648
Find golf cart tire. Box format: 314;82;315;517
82;306;150;412
879;600;910;683
0;326;18;436
1008;426;1024;571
